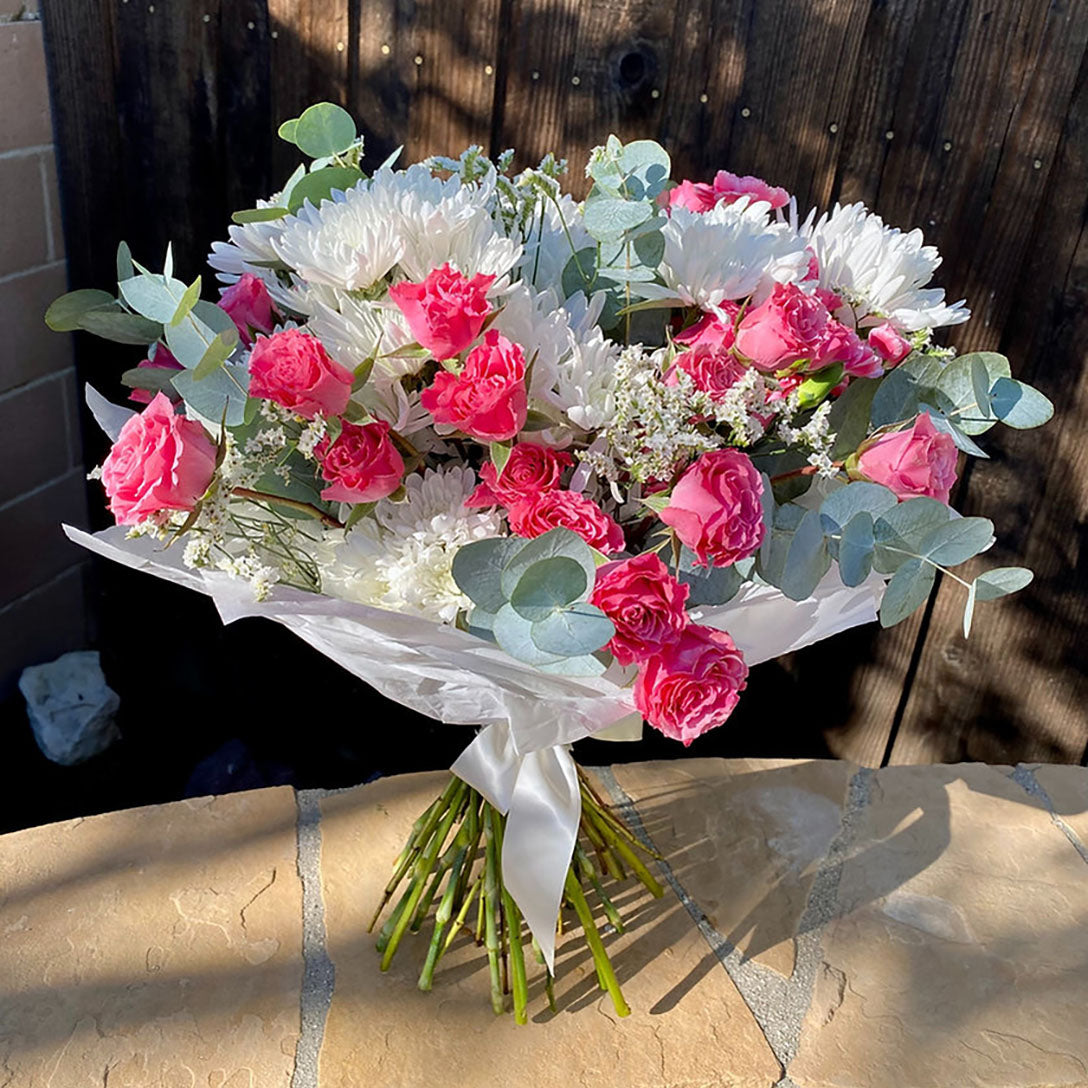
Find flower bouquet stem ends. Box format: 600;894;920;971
369;766;664;1022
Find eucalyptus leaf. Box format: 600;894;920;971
116;241;134;283
562;247;597;298
872;497;953;574
582;197;653;242
120;366;177;395
192;331;236;380
493;603;566;665
500;527;597;599
870;353;942;427
828;377;879;459
928;412;989;458
293;102;357;158
44;289;115;332
989;378;1054;429
935;351;1010;434
530;602;614;656
880;558;936;627
77;308;162;345
451;536;524;613
85;383;136;442
172;364;249;426
838;512;875;587
820;481;898;534
963;579;977;638
287;166;364;213
119;273;190;323
535;654;608;677
919;516;995;566
679;555;744;606
232;206;289;224
170;276;202;327
973;565;1034;601
780;508;831;602
970;356;993;420
509;556;589;621
278;118;299;144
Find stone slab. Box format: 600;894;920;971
612;757;856;977
789;763;1088;1088
1032;763;1088;850
0;787;303;1087
317;771;782;1088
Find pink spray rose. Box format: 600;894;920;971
734;282;831;372
128;345;183;405
389;263;495;361
314;419;404;504
674;307;739;352
675;343;749;400
218;273;275;347
634;624;749;746
421;330;528;442
248;329;353;420
868;322;912;367
466;443;573;508
711;170;790;209
813;321;883;378
100;392;216;525
506;489;626;555
663;179;719;213
660;449;765;568
855;412;959;504
590;553;690;666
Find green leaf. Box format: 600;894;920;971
619;139;672;200
489;441;512;479
530;602;614;656
164;303;238;369
287;165;364;213
919;516;994;566
77;308;162;345
872;498;953;573
119;365;177;395
870;353;943;427
678;548;745;605
170;276;202;327
963;579;977;638
838;512;875;587
192;330;236;380
451;536;524;613
293;102;357;159
974;565;1033;601
493;603;567;666
231;206;289;224
119;272;191;323
780;508;831;601
989;378;1054;429
509;556;589;621
562;247;597;298
277;117;299;144
640;493;671;515
935;351;1010;434
172;363;249;426
379;145;402;171
582;197;653;242
828;377;880;459
797;364;844;410
344;501;378;531
970;356;993;421
500;528;597;601
44;289;115;332
880;558;936;626
632;228;665;268
757;500;805;586
820;481;898;533
928;412;989;458
535;654;608;677
116;240;134;282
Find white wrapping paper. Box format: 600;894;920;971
64;523;883;969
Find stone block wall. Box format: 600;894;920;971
0;7;89;700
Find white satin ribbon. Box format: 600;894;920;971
451;722;579;974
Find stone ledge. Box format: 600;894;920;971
0;759;1085;1087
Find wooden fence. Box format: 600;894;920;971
40;0;1088;767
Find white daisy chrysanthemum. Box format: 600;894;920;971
640;199;809;315
323;466;503;622
306;290;420;379
802;202;969;331
553;323;622;432
488;282;578;401
273;182;405;292
207;197;287;283
368;164;522;283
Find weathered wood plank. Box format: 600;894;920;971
352;0;502;170
890;39;1088;765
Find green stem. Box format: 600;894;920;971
574;845;624;933
563;870;630;1017
418;844;468;991
482;806;505;1015
494;813;529;1025
230;487;343;529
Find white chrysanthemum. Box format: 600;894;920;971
802;202;969;331
273;182;404;292
207;197;286;284
515;192;591;292
306;290;420;378
641;199;809;314
488;282;577;400
368;164;522;282
554;323;622;431
323;466;503;623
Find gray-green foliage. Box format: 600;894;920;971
452;528;615;673
562;135;670;331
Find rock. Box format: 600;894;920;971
18;649;120;766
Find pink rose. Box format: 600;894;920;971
590;553;690;666
868;322;912;367
675;343;748;400
813;321;883;378
734;283;830;372
674;308;738;352
855;412;959;503
314;419;404;504
100;392;216;525
660;449;765;568
218;273;275;347
663;179;719;213
507;490;625;554
466;443;573;507
634;624;748;746
389;263;495;361
421;330;527;442
248;329;353;420
129;345;183;405
712;170;790;210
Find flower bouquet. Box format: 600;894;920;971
51;103;1051;1021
